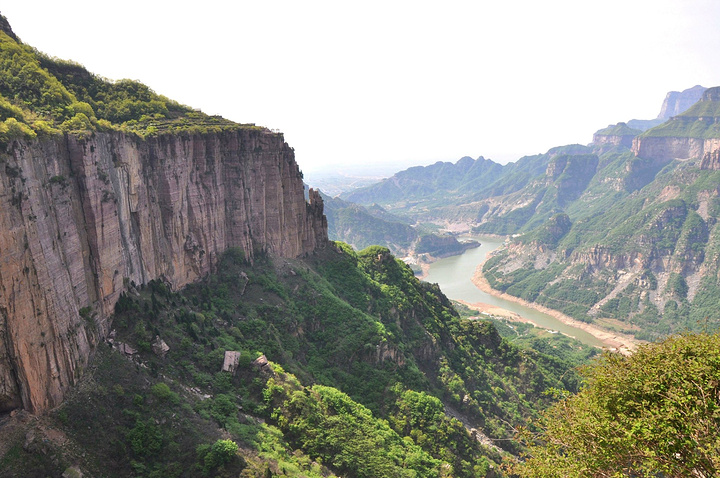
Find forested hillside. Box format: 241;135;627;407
1;245;593;477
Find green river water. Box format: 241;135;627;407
423;236;606;347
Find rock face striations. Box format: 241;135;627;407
0;129;327;413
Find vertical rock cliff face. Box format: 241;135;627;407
0;128;327;413
657;85;706;119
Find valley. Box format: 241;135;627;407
1;9;720;478
327;84;720;344
423;236;634;351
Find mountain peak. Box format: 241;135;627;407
657;85;707;119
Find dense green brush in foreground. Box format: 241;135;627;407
514;332;720;477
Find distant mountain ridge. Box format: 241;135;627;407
480;86;720;340
341;85;720;342
342;155;504;205
657;84;707;119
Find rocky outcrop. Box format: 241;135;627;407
0;128;327;413
414;234;479;259
700;148;720;170
657;85;706;119
545;154;598;204
0;14;18;43
632;135;720;163
592;123;641;149
633;87;720;163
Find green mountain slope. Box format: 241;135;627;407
342;156;505;207
321;192;419;255
480;90;720;341
1;245;594;477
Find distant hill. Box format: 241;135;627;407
342;155;504;206
321;191;418;255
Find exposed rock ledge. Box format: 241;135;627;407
0;129;327;413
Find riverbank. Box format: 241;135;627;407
408;241;480;281
471;264;639;355
455;300;528;322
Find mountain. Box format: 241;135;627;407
339;85;720;343
621;85;707;133
2;243;593;477
592;122;642;149
320;192;418;255
0;17;327;414
657;84;707;119
480;87;720;340
0;14;600;477
342;155;504;207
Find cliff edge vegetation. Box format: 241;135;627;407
0;14;326;414
0;15;261;142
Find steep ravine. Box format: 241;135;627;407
0;128;327;413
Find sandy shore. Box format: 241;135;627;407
470;264;640;355
456;300;533;323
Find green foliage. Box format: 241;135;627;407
0;117;36;144
127;419;164;457
60;112;93;131
514;332;720;477
666;272;689;299
150;382;180;405
267;381;442;478
196;439;239;475
0;31;74;120
0;27;258;141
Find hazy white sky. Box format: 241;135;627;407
4;1;720;173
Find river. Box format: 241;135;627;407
423;236;607;347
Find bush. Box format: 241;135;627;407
515;332;720;477
197;439;239;475
150;382;179;404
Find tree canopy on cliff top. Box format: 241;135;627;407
0;17;256;142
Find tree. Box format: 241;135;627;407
197;439;239;475
514;332;720;477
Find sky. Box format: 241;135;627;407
3;1;720;176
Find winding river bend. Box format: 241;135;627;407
424;236;607;348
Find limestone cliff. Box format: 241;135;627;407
0;129;327;413
657;85;706;119
592;122;641;149
633;87;720;163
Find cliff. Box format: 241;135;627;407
0;129;327;413
592;122;641;149
633;86;720;164
657;85;706;119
